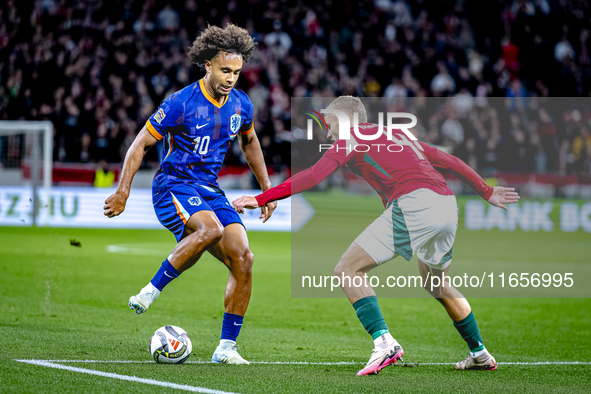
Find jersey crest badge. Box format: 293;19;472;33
230;114;241;134
154;108;166;124
188;197;202;206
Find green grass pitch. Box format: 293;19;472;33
1;193;590;393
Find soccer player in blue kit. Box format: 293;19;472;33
103;24;276;364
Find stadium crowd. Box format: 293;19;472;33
0;0;590;175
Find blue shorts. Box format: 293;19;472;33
152;174;243;243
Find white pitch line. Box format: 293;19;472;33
19;359;591;366
15;360;239;394
27;359;361;365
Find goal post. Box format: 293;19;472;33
0;121;53;225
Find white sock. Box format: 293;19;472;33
219;339;236;347
471;347;488;358
141;282;160;295
374;332;395;348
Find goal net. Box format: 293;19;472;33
0;121;53;226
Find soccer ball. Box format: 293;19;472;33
149;325;192;364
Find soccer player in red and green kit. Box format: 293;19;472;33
233;96;520;375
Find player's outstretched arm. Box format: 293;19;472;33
487;186;520;211
103;126;157;218
419;142;520;209
232;195;259;213
232;156;340;214
238;130;276;223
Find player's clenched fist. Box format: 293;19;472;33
104;191;128;218
232;196;259;214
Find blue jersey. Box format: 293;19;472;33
146;78;255;187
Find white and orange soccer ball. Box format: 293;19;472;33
149;325;192;364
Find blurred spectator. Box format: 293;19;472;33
501;37;520;79
538;108;558;172
511;0;536;18
0;0;588;177
555;34;576;63
572;126;591;172
269;83;289;118
264;20;292;59
383;77;408;98
94;160;115;187
506;79;526;99
133;11;155;33
157;4;180;31
440;108;464;148
431;61;456;96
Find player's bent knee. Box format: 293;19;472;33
423;282;455;299
422;281;433;294
439;284;456;298
201;221;223;244
229;253;254;284
238;249;254;268
334;260;347;277
187;222;223;249
229;249;254;273
423;284;441;298
334;259;359;278
209;228;224;246
202;218;224;244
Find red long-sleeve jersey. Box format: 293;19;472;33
255;124;493;207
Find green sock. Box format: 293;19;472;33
353;296;389;340
453;311;485;353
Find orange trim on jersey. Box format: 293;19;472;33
172;196;187;225
199;79;228;108
146;120;164;140
164;135;174;160
239;123;254;135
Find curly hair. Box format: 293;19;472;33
188;24;257;67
